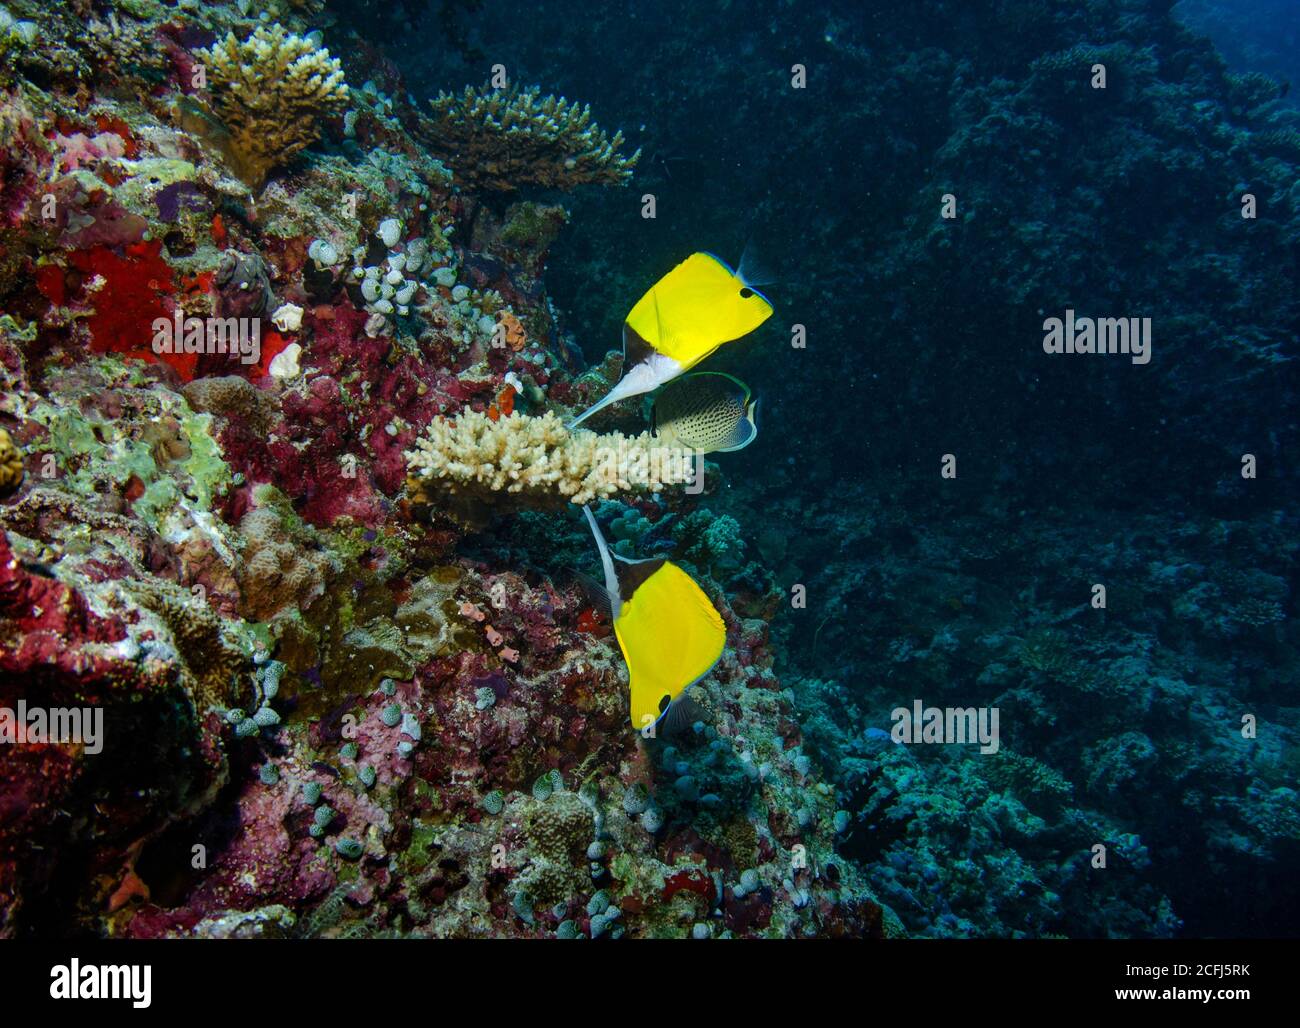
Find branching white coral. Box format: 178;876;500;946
405;410;693;506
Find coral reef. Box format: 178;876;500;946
424;85;640;192
0;0;875;943
1;0;1295;947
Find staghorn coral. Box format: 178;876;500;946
405;410;692;512
424;85;639;193
199;25;349;189
0;427;21;495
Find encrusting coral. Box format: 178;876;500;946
423;85;640;192
237;503;332;623
405;409;692;510
0;427;21;495
199;24;349;189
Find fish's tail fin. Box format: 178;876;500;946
738;237;777;290
714;409;759;452
659;691;709;736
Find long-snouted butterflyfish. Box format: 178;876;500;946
580;504;726;731
567;252;772;428
651;371;758;454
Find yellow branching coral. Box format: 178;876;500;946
0;427;22;496
405;410;692;511
200;24;349;189
424;85;640;192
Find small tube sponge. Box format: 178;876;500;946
200;24;349;188
404;410;693;509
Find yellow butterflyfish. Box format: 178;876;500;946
580;505;726;732
568;252;773;428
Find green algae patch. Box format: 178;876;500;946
176;411;232;510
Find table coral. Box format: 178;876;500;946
424;85;639;192
199;24;349;189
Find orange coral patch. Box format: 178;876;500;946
496;311;527;351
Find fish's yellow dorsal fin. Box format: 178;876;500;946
613;561;725;731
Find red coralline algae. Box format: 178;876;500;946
0;532;125;650
724;885;773;932
575;607;609;636
248;329;290;380
93;115;140;158
124;772;336;936
663;867;716;904
35;263;65;306
68;240;197;381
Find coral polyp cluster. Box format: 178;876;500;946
199;25;349;188
424;85;640;192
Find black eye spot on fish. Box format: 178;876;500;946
739;287;754;298
659;694;672;714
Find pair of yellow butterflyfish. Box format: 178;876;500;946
571;253;774;731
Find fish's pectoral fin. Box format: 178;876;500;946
569;568;616;621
